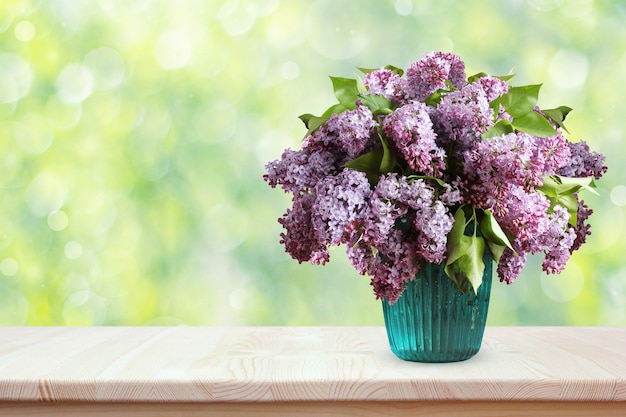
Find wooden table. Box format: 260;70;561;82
0;327;624;416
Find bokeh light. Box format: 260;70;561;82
0;0;623;326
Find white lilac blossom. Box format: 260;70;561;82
264;51;607;304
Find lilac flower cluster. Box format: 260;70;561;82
343;174;454;303
382;102;445;176
264;51;607;304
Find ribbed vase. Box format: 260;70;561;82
382;251;492;362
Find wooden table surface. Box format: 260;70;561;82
0;326;624;416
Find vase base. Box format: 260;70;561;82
389;347;480;363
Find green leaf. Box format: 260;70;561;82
355;74;367;94
330;76;359;110
479;209;514;252
384;64;404;77
537;175;559;197
343;131;397;184
457;235;485;293
358;64;404;77
344;149;383;184
469;71;515;85
542;106;573;133
445;208;468;285
424;88;449;107
298;114;329;138
495;73;516;82
502;84;542;118
537;176;591;227
407;175;446;187
467;72;488;84
482;119;514;139
445;236;471;289
447;207;467;254
539;176;598;198
556;195;579;226
444;208;487;293
488;96;502;112
359;94;394;115
356;66;377;75
321;103;349;118
378;133;397;173
559;176;599;195
512;111;558;137
298;113;315;128
486;240;506;263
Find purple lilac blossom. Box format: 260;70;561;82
535;205;575;274
497;245;527;284
363;68;405;104
264;148;337;194
405;51;466;101
368;229;421;304
278;193;329;265
497;185;552;244
433;83;493;151
497;201;575;282
571;197;593;252
312;170;371;246
382;101;446;176
352;174;454;302
265;52;608;303
557;140;608;180
475;75;509;102
532;133;571;176
413;200;454;264
461;132;542;215
303;105;378;159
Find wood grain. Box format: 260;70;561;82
0;401;624;417
0;327;624;416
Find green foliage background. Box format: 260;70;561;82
0;0;624;326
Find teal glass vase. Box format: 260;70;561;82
382;249;493;363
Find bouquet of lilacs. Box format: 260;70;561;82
264;51;607;304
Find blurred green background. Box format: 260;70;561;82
0;0;624;326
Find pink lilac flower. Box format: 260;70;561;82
363;68;405;104
535;205;574;274
382;101;446;176
433;83;494;151
532;133;571;176
497;201;575;283
542;228;576;274
405;51;467;101
496;185;552;243
278;193;329;265
461;132;543;216
440;182;463;206
475;75;509;102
